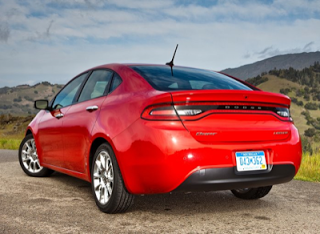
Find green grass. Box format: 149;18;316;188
295;152;320;182
1;135;319;182
0;137;22;150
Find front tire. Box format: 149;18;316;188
91;143;134;213
231;186;272;199
19;134;54;177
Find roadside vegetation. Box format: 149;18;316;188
0;114;33;150
2;62;320;183
0;114;319;182
295;152;320;182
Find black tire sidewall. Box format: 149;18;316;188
231;186;272;199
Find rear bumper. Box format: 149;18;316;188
112;119;302;194
175;164;295;191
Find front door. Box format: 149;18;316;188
37;72;88;168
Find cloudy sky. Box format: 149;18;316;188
0;0;320;87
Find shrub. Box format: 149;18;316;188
13;96;22;102
305;102;318;110
305;128;316;137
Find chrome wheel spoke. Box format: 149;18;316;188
100;154;106;170
107;183;112;196
95;160;103;171
35;161;41;170
93;150;114;205
93;172;101;180
99;186;103;202
23;156;30;163
21;138;43;174
107;170;113;181
95;183;101;191
104;185;109;201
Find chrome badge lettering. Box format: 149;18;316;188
273;131;288;135
196;132;217;136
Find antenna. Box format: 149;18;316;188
166;44;178;67
166;44;178;76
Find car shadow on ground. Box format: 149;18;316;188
48;171;275;216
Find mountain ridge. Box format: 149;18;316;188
221;51;320;80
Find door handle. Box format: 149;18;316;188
55;113;64;119
86;105;99;111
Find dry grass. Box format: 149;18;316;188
295;152;320;182
0;137;22;150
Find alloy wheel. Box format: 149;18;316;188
93;150;114;205
21;138;43;173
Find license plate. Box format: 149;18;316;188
235;151;267;172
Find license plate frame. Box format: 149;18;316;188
235;151;267;172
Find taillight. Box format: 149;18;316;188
274;107;292;122
141;105;179;120
141;103;292;122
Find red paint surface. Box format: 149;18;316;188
27;64;302;194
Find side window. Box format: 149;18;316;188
78;70;113;102
109;73;122;93
52;73;87;109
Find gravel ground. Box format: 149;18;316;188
1;149;320;234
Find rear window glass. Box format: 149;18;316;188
130;66;252;91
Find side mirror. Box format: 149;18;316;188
34;100;49;110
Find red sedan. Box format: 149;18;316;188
19;64;302;213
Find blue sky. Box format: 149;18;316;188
0;0;320;87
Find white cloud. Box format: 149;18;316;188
0;0;320;87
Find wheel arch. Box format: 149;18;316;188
88;137;108;180
88;136;122;183
26;128;33;136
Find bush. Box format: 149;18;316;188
0;104;12;110
297;101;304;106
300;136;313;155
305;128;316;137
246;76;268;86
13;96;22;102
24;96;33;101
304;94;310;101
280;88;291;95
305;102;318;110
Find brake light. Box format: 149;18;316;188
141;105;179;120
141;103;292;121
177;109;202;116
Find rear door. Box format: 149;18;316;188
61;69;114;173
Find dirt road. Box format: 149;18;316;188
1;149;320;233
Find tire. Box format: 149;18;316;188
231;186;272;199
91;143;134;213
19;134;54;177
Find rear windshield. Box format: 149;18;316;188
130;66;252;91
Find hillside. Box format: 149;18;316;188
221;51;320;80
246;62;320;154
0;82;63;115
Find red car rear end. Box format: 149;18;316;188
19;64;302;213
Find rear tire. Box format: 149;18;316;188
18;134;54;177
231;186;272;199
91;143;134;213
